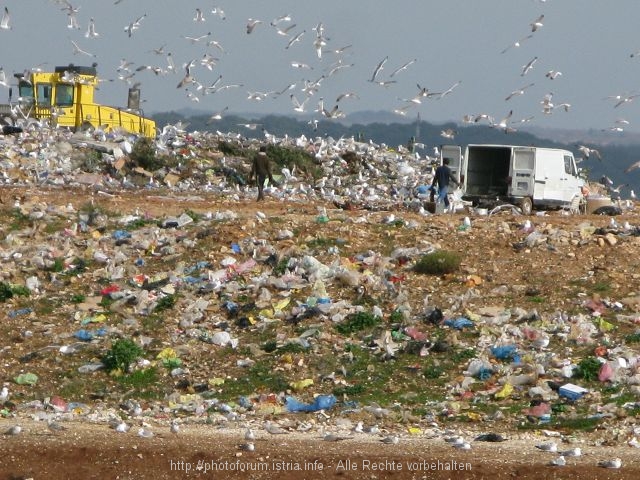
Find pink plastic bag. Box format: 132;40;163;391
598;362;614;382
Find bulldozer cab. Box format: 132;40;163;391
15;64;155;137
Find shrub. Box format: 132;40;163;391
0;282;31;302
574;356;601;382
102;338;143;373
335;311;381;335
413;250;462;275
129;137;160;171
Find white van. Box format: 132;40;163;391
441;144;584;214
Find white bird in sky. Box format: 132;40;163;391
124;13;146;37
85;18;99;38
369;56;388;83
336;92;360;103
505;83;535;101
246;18;263;34
285;30;305;49
521;56;538;76
0;6;11;30
275;23;297;36
614;93;640;108
493;110;513;130
290;94;309;112
207;106;228;123
70;39;96;57
176;60;196;89
390;59;417;77
624;160;640;173
211;6;226;20
501;34;533;54
290;61;312;70
577;145;601;160
530;14;544;32
270;14;292;26
183;32;211;44
545;70;562;79
439;80;462;98
193;8;205;22
440;128;456;139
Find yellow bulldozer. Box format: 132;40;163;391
1;63;156;138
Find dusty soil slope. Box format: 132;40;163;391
1;186;640;480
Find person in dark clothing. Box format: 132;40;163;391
431;157;460;210
249;146;277;201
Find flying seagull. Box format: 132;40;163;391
530;14;544;32
1;7;11;30
577;145;601;160
71;39;96;57
390;59;417;77
246;18;263;34
505;83;535;101
124;13;146;37
176;61;196;89
85;18;99;38
501;34;533;54
521;56;538;76
369;56;388;83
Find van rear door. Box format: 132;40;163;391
511;147;535;199
440;145;463;186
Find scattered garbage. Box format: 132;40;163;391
0;122;639;453
285;395;337;413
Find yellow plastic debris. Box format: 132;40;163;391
272;298;291;312
407;427;422;435
290;379;314;391
466;412;483;422
495;383;514;399
598;318;615;332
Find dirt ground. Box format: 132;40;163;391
1;186;640;480
1;418;639;480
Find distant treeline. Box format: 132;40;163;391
151;111;640;194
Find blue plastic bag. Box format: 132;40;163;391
285;394;337;412
443;317;474;330
491;345;518;360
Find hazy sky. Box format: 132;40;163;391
3;0;640;133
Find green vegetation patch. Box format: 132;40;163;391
414;250;462;275
335;311;381;335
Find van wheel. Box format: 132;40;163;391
519;197;533;215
